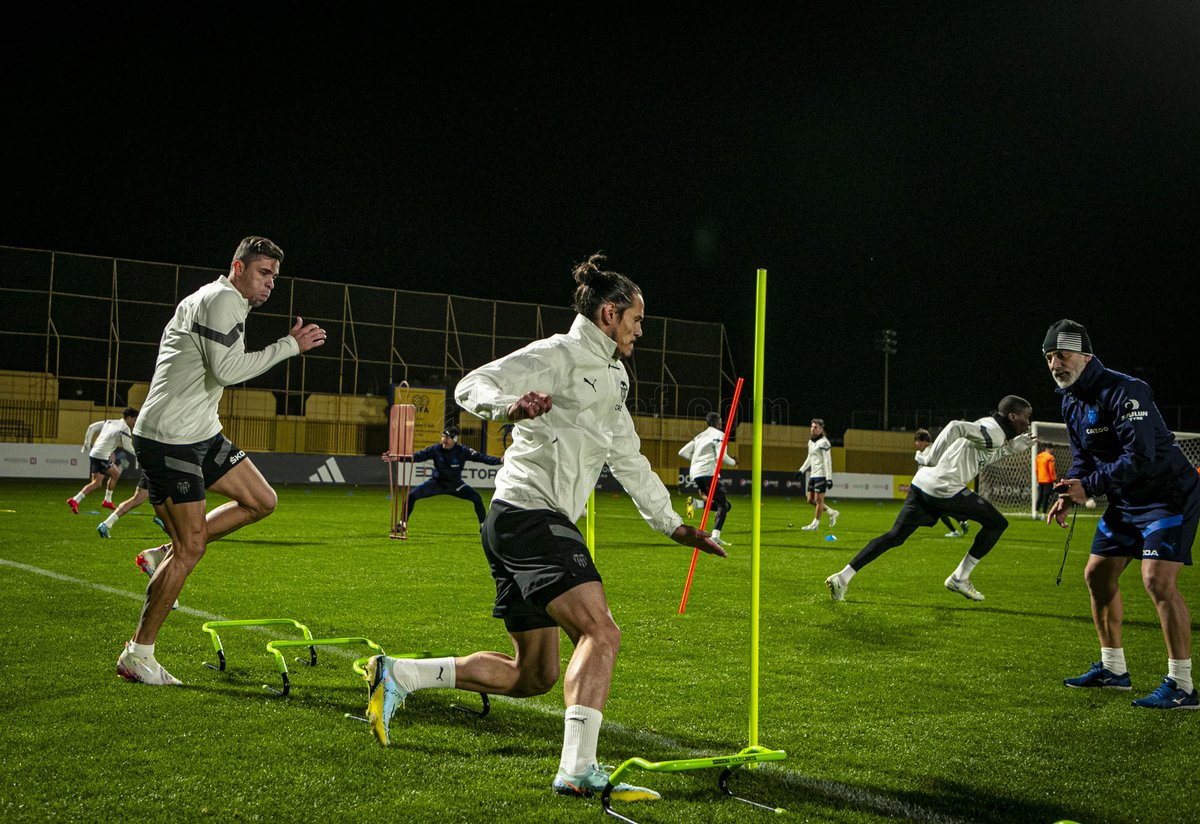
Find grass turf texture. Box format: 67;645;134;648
1;480;1196;824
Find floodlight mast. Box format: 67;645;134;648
874;329;898;430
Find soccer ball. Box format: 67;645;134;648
1085;498;1097;509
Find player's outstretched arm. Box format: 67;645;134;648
671;525;728;558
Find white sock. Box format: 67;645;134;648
712;529;721;539
103;513;119;529
129;641;155;657
1168;658;1193;693
73;492;86;503
390;657;456;691
558;704;603;776
808;518;820;527
1101;647;1127;675
104;490;113;503
827;508;839;517
839;564;856;583
952;554;980;580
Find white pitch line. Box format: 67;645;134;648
0;555;971;824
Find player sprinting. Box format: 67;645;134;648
394;425;502;537
115;236;325;686
797;418;839;530
67;408;137;513
825;396;1034;603
914;428;970;538
678;411;737;545
361;253;726;803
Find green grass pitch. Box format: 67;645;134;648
1;479;1196;823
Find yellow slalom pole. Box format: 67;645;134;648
749;268;767;748
587;488;596;559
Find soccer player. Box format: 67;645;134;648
1045;319;1200;709
914;428;970;538
115;236;325;686
1035;443;1057;518
797;418;839;530
67;407;137;513
361;253;726;803
678;411;737;545
394;425;502;537
825;396;1034;603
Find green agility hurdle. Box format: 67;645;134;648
266;636;385;696
201;618;315;672
602;747;788;822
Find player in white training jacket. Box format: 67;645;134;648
67;408;137;513
361;253;726;805
116;236;325;687
825;396;1033;603
797;418;839;530
678;411;737;544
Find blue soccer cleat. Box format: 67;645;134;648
364;655;408;746
1131;677;1199;710
97;523;111;538
1063;661;1132;690
553;764;661;803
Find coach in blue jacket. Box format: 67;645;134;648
399;426;503;532
1045;319;1200;710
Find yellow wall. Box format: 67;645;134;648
2;371;915;475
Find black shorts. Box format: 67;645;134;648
807;476;832;494
133;432;246;506
897;485;1004;528
88;456;113;475
482;499;603;633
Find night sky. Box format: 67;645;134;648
3;4;1198;433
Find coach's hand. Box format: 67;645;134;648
1046;495;1071;528
672;525;727;557
507;392;553;421
290;317;327;353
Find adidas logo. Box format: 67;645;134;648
309;457;345;483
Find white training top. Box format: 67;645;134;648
456;314;683;537
134;275;300;445
678;425;735;480
913;416;1033;499
799;436;833;480
83;418;133;460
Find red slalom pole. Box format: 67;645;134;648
678;376;744;614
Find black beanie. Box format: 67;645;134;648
1042;319;1092;355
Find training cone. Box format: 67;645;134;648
824;534;837;541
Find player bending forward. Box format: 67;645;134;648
825;396;1033;602
361;253;725;803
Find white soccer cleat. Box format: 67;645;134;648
116;641;182;686
825;574;847;602
944;531;961;538
828;509;840;528
800;521;819;531
944;575;985;601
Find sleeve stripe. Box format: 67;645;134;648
192;321;245;347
